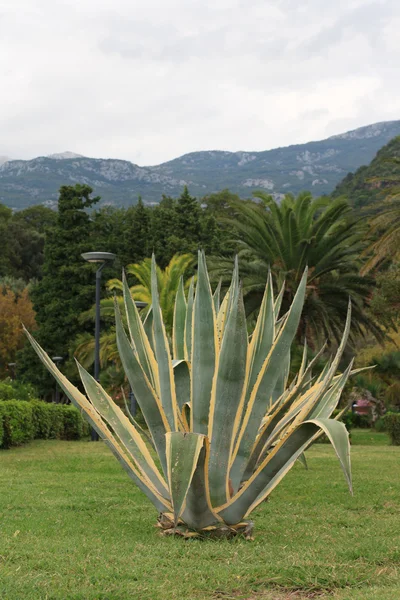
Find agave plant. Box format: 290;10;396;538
26;252;358;539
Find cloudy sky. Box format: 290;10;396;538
0;0;399;165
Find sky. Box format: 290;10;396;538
0;0;399;165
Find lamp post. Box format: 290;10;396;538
82;251;116;441
52;356;63;403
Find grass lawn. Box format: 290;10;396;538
0;429;399;600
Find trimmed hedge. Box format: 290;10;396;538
0;401;90;449
384;412;400;446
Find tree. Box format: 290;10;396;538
0;204;57;282
211;192;382;346
150;188;224;268
123;197;151;264
17;185;100;394
150;196;180;267
0;286;36;377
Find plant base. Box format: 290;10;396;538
156;513;254;540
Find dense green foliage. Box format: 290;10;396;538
332;136;400;209
0;400;89;448
13;185;224;396
211;192;382;345
0;204;57;281
0;379;38;402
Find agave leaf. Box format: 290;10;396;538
191;251;217;434
244;275;275;412
231;268;308;488
213;279;222;314
274;280;285;319
143;307;154;352
115;298;170;476
181;438;222;530
173;276;187;360
166;432;205;525
77;361;168;498
271;348;290;408
305;418;352;492
297;452;308;469
208;284;248;506
309;361;354;420
219;417;351;524
25;328;171;513
225;256;239;320
173;359;191;411
322;301;352;387
216;287;230;343
184;277;195;360
122;271;158;390
230;276;275;492
298;340;308;380
121;388;155;450
151;255;178;430
244;380;324;480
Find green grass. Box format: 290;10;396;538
0;430;399;600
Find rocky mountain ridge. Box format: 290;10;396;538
1;120;400;209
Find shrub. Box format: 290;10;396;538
0;401;35;448
374;416;387;432
0;382;14;400
384;412;400;445
0;400;89;449
0;379;39;402
31;401;63;439
62;405;89;439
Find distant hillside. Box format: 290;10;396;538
332;136;400;208
1;120;400;209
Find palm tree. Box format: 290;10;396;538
210;192;382;346
107;253;194;333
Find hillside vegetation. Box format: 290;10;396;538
332;136;400;208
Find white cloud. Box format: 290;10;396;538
0;0;398;164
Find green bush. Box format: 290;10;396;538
62;405;89;440
31;402;63;439
0;379;38;402
0;382;14;401
374;416;387;432
384;412;400;446
0;401;89;449
0;401;35;448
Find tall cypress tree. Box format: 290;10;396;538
18;185;100;395
126;197;151;264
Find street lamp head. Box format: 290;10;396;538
7;362;16;367
52;356;63;363
81;251;116;264
135;301;148;308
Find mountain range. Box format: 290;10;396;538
1;120;400;210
